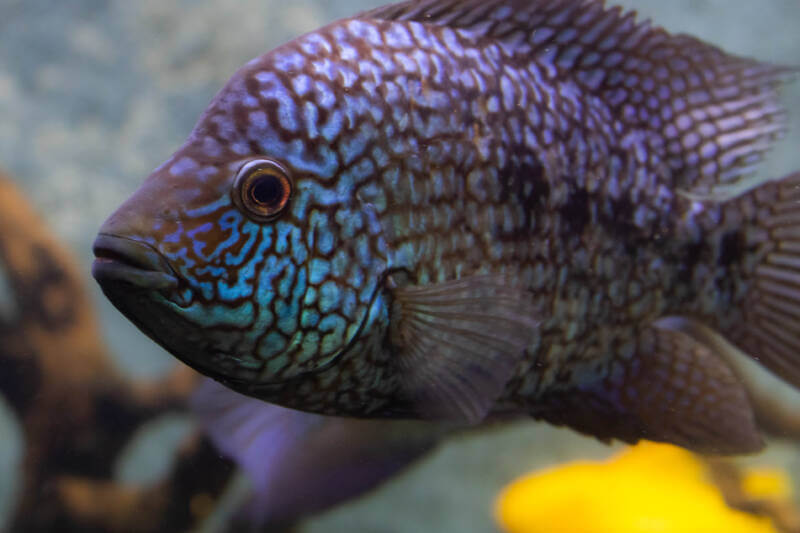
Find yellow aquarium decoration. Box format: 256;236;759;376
495;442;785;533
740;468;794;501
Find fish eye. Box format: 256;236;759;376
233;159;292;221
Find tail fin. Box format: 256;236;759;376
721;172;800;389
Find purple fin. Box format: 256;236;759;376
190;379;445;526
719;172;800;390
535;324;762;455
659;317;800;442
362;0;793;199
391;273;539;423
189;379;321;497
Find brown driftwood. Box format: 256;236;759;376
708;459;800;533
0;174;235;532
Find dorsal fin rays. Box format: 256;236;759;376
360;0;794;201
363;0;598;30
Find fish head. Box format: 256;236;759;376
92;52;391;394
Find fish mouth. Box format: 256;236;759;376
92;233;178;290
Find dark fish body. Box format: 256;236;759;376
93;0;800;454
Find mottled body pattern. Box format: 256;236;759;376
94;0;799;453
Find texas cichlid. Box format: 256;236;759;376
93;0;799;454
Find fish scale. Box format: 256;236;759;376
94;0;799;454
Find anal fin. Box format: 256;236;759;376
536;324;762;455
190;379;446;526
659;317;800;442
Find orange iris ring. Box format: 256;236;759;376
232;159;293;222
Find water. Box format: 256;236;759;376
0;1;798;531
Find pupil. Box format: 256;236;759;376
251;176;282;207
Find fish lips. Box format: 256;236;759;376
91;233;178;291
92;234;238;381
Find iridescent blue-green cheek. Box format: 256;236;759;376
142;161;389;386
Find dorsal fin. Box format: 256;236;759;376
360;0;794;201
363;0;615;35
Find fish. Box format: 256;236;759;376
92;0;800;455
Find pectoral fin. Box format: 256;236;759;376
537;323;762;455
390;274;540;423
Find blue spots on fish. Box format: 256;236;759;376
184;196;231;219
277;262;297;299
249;305;275;344
273;50;306;73
302;101;320;139
169;156;200;177
301;308;321;329
189;277;216;301
330;249;351;279
255;255;288;307
312;79;337;110
340;128;373;167
320;109;344;143
304;286;317;306
335;208;364;239
248;110;268;131
343;159;378;194
217;260;258;302
305;145;340;178
195;264;228;279
298;142;337;178
256;71;300;133
383;25;414;48
298;331;321;363
225;223;258;267
292;266;308;303
318;281;341;314
319;314;347;356
191;211;245;264
358;284;374;306
182;300;255;328
302;181;339;207
276;299;300;336
342;287;358;317
316;226;335;255
187;220;213;240
309;258;331;285
259;331;287;360
291;229;308;265
274;221;294;256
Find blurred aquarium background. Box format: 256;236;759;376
0;0;799;531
